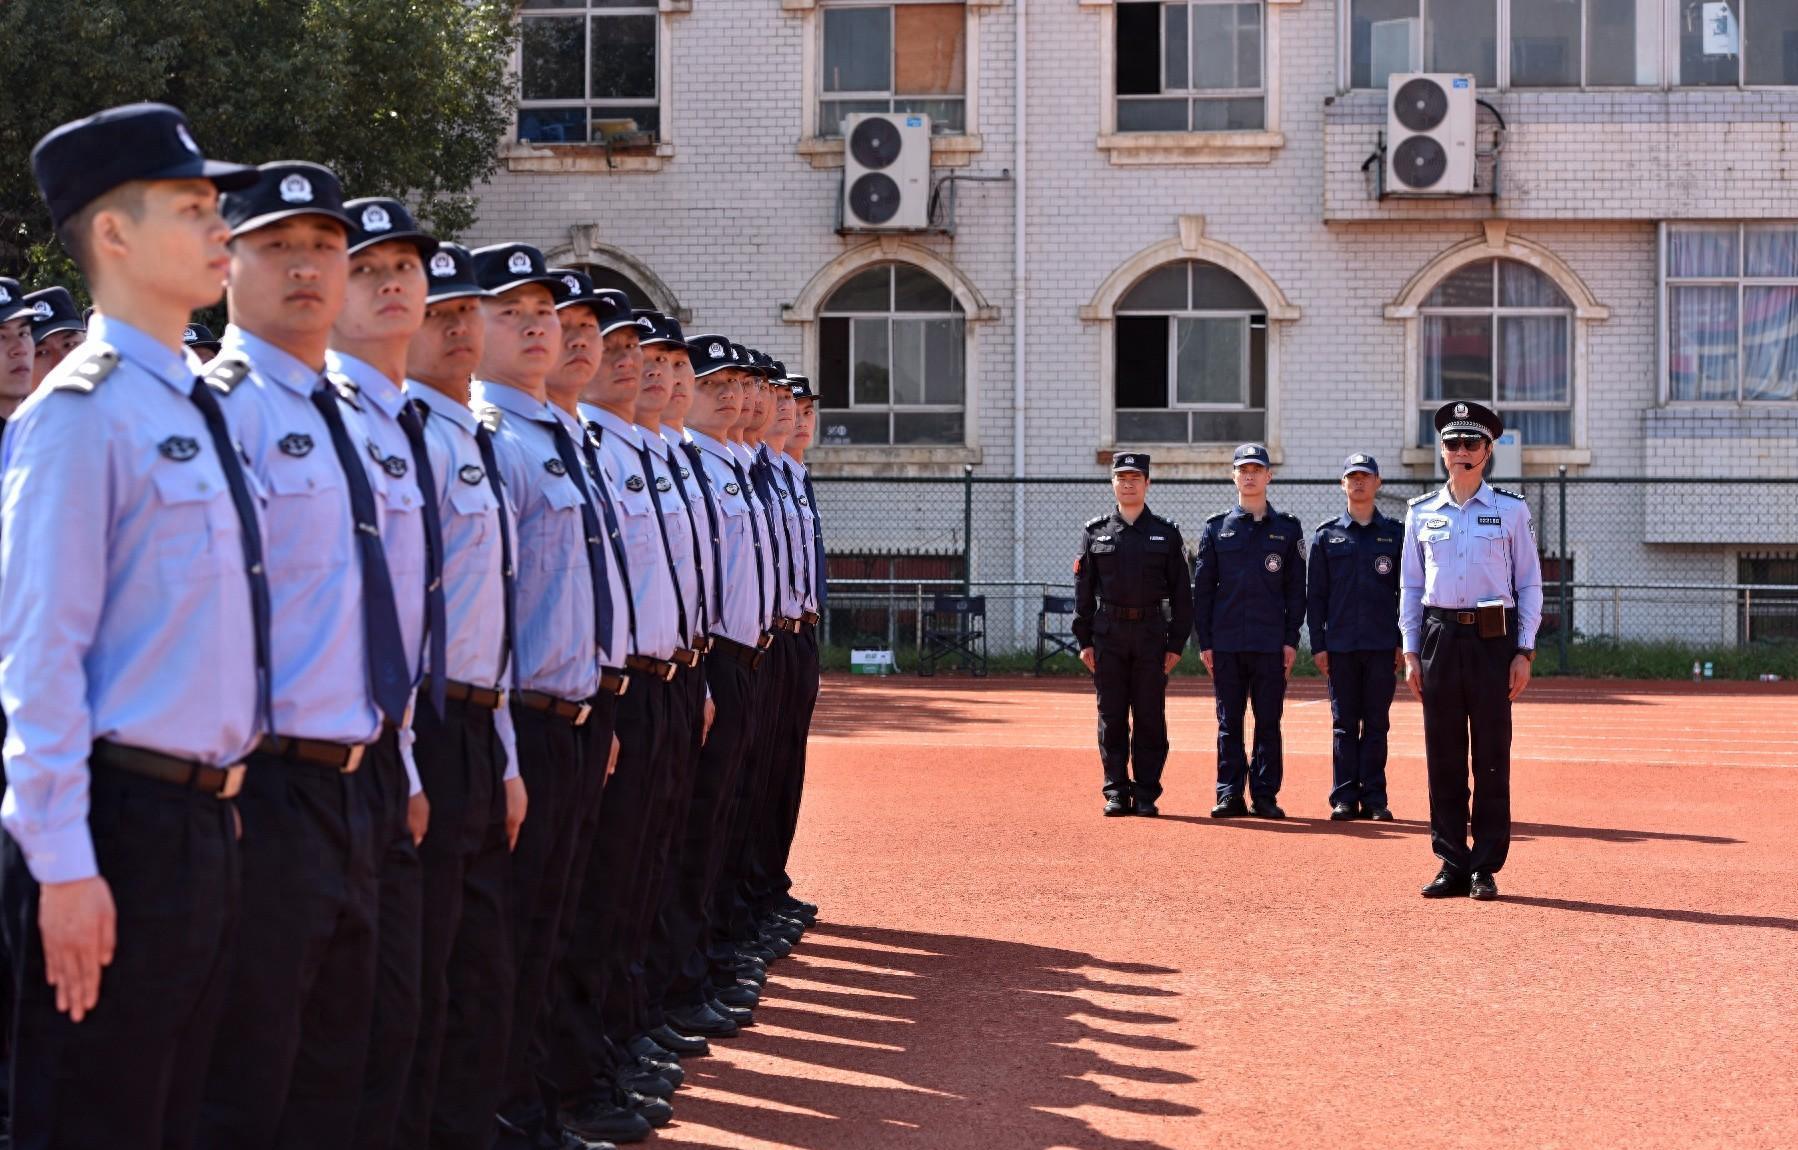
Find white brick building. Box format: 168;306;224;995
472;0;1798;648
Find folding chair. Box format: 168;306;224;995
918;594;987;678
1034;594;1081;675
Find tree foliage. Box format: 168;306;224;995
0;0;516;289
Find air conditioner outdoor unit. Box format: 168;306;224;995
1386;73;1476;195
841;112;931;231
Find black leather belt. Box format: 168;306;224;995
756;631;776;650
421;676;505;710
801;610;821;626
770;616;801;633
671;647;701;668
1099;603;1162;622
516;689;593;725
92;739;245;799
625;654;678;682
1426;607;1515;626
690;636;714;655
710;635;765;671
257;734;365;773
599;668;629;696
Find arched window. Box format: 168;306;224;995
1418;258;1572;446
573;264;656;310
817;263;965;446
1114;260;1266;444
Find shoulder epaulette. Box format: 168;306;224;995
49;345;119;393
1206;510;1228;523
1316;516;1340;532
1493;486;1524;500
1276;509;1300;523
1156;514;1181;532
203;355;251;395
473;403;503;434
1084;514;1109;529
1407;491;1434;505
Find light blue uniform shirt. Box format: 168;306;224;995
218;325;384;745
409;382;521;780
472;381;600;701
781;454;820;614
641;426;702;648
583;404;683;661
662;426;717;641
689;430;766;646
730;441;781;631
1399;481;1545;655
759;444;809;620
0;318;262;882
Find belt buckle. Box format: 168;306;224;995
673;648;698;668
219;763;246;800
343;744;365;774
658;661;677;683
495;688;508;710
1457;611;1476;625
574;702;593;727
757;632;775;650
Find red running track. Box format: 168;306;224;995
648;675;1798;1149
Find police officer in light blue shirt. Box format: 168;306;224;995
1402;400;1543;903
4;101;264;1148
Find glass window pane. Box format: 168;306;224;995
891;98;966;132
1351;0;1421;89
825;267;893;312
1668;284;1739;399
895;4;965;95
1498;260;1571;307
820;411;892;445
592;106;658;140
1668;226;1740;277
852;317;891;405
1422;315;1494;400
820;100;891;137
1116;97;1189;131
1191;410;1266;443
1248;321;1267;408
1501;410;1572;445
1175;317;1247;405
584;266;652;308
823;7;891;93
1165;3;1189;90
521;17;586;101
1117;409;1190;442
1119;264;1188;311
1426;261;1495;307
1192;262;1264;309
819;317;851;408
1192;3;1262;90
923;318;965;404
1743;285;1798;399
893;411;964;444
1747;0;1798;84
1677;0;1739;86
1191;96;1265;131
1497;315;1570;403
1425;0;1498;88
518;107;588;144
1745;224;1798;277
1116;2;1164;95
894;266;956;312
892;318;926;405
1115;316;1171;407
1587;0;1660;86
1511;0;1581;87
592;14;655;99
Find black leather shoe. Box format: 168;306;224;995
757;934;793;960
1250;799;1286;819
714;982;760;1008
708;996;754;1026
735;941;777;964
1330;802;1359;821
1365;806;1394;821
776;896;818;925
1210;795;1248;818
562;1093;651;1144
495;1118;617;1150
1135;801;1159;817
665;1003;739;1038
627;1092;673;1128
615;1063;672;1100
649;1024;710;1057
727;963;767;986
1103;796;1134;816
626;1034;676;1065
1421;867;1472;898
1469;871;1498;901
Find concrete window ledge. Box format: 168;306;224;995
808;445;982;476
798;134;984;171
1096;131;1284;167
501;141;675;174
1399;446;1593;469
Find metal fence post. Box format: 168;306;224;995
961;463;974;594
1556;465;1569;673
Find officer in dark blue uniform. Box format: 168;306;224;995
22;286;86;388
1192;443;1305;819
1072;452;1192;817
1306;453;1403;822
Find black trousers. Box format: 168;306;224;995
639;661;710;1032
393;698;510;1150
4;767;239;1150
1091;620;1173;803
765;625;820;906
1326;650;1398;810
1420;614;1514;874
655;652;756;1012
723;632;793;944
705;643;776;981
1212;650;1288;803
352;732;422;1150
199;746;379;1150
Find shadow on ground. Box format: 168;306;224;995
1157;815;1741;847
674;922;1198;1150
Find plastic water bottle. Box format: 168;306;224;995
1703;661;1715;680
1692;660;1702;683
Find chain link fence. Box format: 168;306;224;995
813;473;1798;677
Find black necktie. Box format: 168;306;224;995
473;423;518;689
744;455;785;609
726;456;768;630
397;401;448;719
679;441;724;625
311;384;411;726
659;441;711;638
779;459;812;603
581;421;640;658
191;379;273;734
634;444;690;644
545;416;620;659
760;455;800;600
801;469;827;613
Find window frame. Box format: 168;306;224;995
1662;220;1798;405
514;0;668;149
815;0;970;139
1113;260;1271;445
818;263;969;448
1115;0;1270;134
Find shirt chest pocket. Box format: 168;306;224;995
1419;527;1455;562
613;486;661;571
1321;537;1356;569
152;465;241;581
447;479;498;552
1088;540;1120;573
263;455;350;570
532;478;587;571
1472;524;1508;569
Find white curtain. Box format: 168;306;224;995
1668;285;1738;401
1743;285;1798;401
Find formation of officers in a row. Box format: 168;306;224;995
0;103;826;1150
1075;412;1543;905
